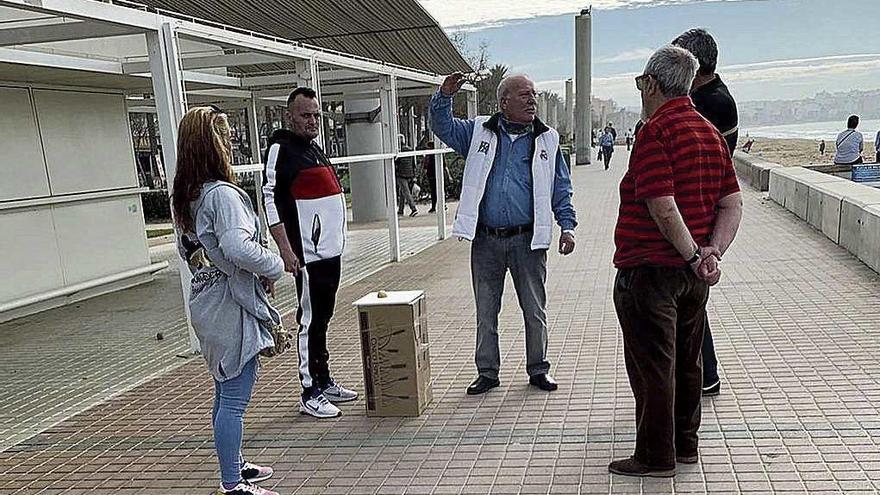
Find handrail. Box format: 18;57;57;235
231;148;454;172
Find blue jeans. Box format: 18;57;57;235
212;357;259;484
471;230;550;380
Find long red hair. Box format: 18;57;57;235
171;107;235;232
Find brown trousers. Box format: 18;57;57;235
613;265;709;468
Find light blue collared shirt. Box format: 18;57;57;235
428;91;577;232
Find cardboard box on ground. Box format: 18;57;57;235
353;291;432;417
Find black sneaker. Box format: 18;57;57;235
702;380;721;397
608;457;675;478
241;461;273;483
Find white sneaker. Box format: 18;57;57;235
217;480;278;495
322;380;359;403
299;392;341;418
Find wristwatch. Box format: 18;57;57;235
686;248;701;265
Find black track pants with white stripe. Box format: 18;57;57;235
294;256;341;396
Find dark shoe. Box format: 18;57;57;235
466;376;499;395
428;208;436;213
608;457;675;478
676;454;699;464
409;209;419;217
528;373;558;391
702;380;721;397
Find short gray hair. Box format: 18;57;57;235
496;74;531;103
643;45;699;98
672;28;718;76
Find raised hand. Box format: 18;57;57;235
440;72;467;97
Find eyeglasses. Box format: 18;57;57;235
635;74;653;91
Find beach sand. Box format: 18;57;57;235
742;137;879;167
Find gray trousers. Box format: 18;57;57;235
471;231;550;380
396;177;417;213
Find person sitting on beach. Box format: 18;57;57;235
833;115;864;165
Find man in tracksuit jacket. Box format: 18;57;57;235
263;87;357;419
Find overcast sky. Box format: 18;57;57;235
418;0;880;107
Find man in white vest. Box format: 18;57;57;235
429;73;577;395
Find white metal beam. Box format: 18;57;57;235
0;20;142;46
181;70;241;88
0;0;162;30
147;23;199;353
0;46;124;74
123;51;290;74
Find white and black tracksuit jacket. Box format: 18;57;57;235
262;129;346;395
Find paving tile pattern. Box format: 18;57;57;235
0;224;441;452
3;150;880;494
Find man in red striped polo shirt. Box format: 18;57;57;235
609;45;743;478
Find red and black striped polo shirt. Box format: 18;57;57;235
613;96;740;269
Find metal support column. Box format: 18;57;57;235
308;57;326;148
434;136;448;240
247;95;268;243
466;90;478;118
147;23;199;353
378;74;401;262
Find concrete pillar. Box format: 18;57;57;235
575;9;592;165
538;93;547;122
147;23;199;353
564;79;574;141
548;96;558;129
345;97;386;223
556;100;566;136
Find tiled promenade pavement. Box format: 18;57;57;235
0;218;448;452
3;149;880;494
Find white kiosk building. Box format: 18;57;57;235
0;0;475;324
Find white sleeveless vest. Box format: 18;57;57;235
452;116;560;250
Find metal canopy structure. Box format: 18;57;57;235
132;0;472;74
0;0;477;346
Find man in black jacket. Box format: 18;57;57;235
673;28;739;398
263;87;357;419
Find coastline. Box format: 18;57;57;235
739;137;879;167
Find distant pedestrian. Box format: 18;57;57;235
600;127;615;170
742;139;754;153
625;128;634;151
172;106;283;495
833;115;864;165
819;140;826;156
607;122;618;140
396;135;419;217
421;140;451;213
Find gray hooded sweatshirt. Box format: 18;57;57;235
179;181;285;382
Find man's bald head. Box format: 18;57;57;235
496;74;537;124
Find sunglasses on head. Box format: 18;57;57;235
635;74;653;91
208;104;223;114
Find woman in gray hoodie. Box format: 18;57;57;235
172;106;285;495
